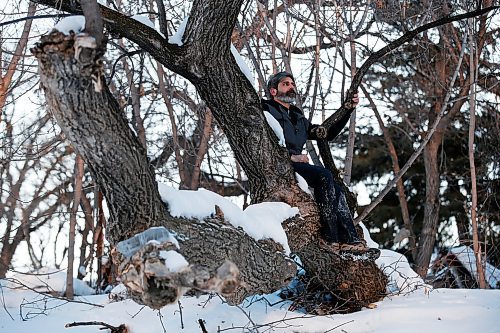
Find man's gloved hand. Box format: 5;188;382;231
312;126;328;139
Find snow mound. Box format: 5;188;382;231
158;184;298;254
450;245;500;289
360;223;427;294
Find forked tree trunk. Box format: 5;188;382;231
31;0;387;312
33;29;386;312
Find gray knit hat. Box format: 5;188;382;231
267;71;295;92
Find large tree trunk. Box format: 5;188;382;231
31;0;387;312
32;31;297;307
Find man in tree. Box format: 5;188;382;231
262;72;379;258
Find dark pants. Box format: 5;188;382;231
292;162;360;244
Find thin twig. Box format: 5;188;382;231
235;304;260;333
324;319;354;333
4;278;103;308
0;282;14;321
177;300;184;329
65;321;128;332
157;309;167;333
198;318;209;333
0;14;72;28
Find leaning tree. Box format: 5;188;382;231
29;0;498;313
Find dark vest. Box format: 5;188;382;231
262;99;311;155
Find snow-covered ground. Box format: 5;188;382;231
2;185;499;333
2;227;499;333
1;276;499;333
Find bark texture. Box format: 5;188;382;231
297;241;387;312
31;0;388;312
32;32;296;308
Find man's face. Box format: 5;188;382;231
271;77;297;103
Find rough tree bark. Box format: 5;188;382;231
32;31;297;308
29;0;426;312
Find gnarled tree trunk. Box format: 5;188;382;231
33;32;297;307
31;0;387;312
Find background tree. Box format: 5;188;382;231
353;0;500;277
0;2;76;278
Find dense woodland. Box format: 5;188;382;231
0;0;499;313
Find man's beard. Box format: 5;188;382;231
276;90;297;104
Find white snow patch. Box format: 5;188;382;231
110;283;127;295
130;15;166;38
159;250;189;272
53;16;86;35
117;226;179;258
131;15;155;29
360;222;380;249
377;249;426;293
158;184;298;254
1;284;499;333
166;17;254;83
5;268;95;296
359;223;426;293
450;245;500;289
295;172;312;195
128;123;137;136
264;111;286;146
78;266;86;277
230;44;254;84
168;17;188;46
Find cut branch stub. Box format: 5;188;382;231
113;241;240;309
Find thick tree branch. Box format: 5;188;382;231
154;0;168;37
80;0;104;50
184;0;244;59
319;4;499;190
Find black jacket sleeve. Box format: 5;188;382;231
326;111;352;141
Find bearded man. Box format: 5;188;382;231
262;71;379;258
